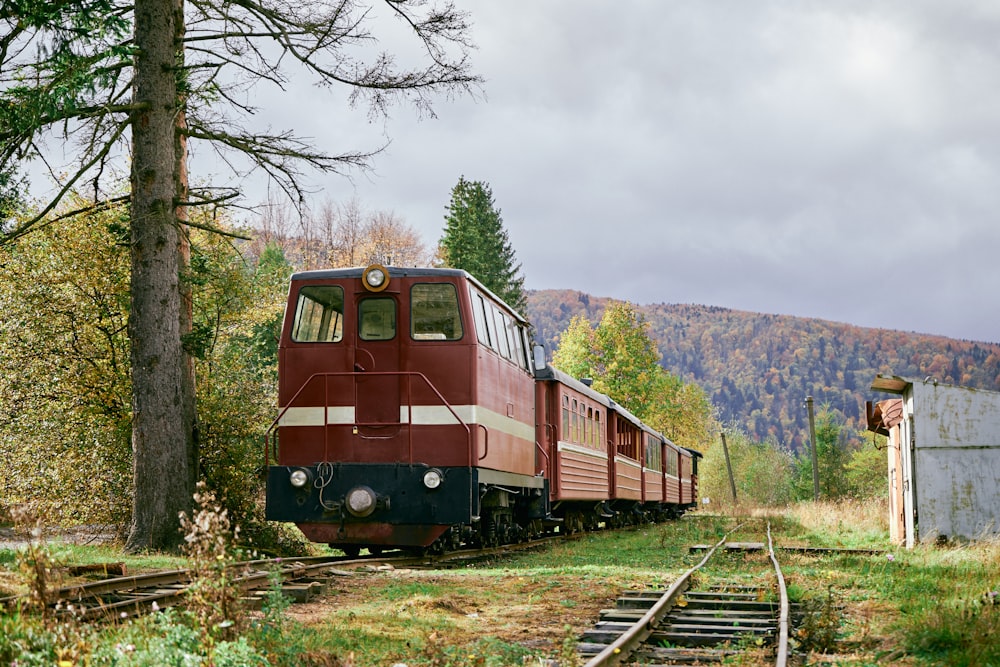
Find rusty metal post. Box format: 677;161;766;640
806;396;819;501
720;432;737;504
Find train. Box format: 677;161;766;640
264;264;700;555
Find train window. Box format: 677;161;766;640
291;285;344;342
359;297;396;341
594;411;601;447
572;399;579;442
510;321;529;369
471;291;492;347
484;302;500;352
562;395;570;439
646;435;662;470
666;449;678;477
411;284;463;341
493;309;511;359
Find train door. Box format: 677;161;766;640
354;294;401;437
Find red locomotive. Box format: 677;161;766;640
265;265;700;554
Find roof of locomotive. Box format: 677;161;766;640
291;266;468;281
290;265;528;324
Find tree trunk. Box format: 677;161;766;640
126;0;194;552
173;0;200;499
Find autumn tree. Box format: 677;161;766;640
439;177;527;313
551;315;596;381
553;301;718;452
0;197;304;549
0;199;134;526
2;0;480;550
554;302;662;418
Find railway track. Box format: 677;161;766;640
1;536;563;622
577;523;792;666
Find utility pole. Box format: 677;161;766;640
720;432;738;504
805;395;819;501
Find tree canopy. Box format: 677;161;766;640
438;176;527;313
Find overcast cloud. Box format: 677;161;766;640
238;2;1000;343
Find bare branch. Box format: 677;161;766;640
1;119;130;246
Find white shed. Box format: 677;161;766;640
867;374;1000;548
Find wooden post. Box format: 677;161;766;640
806;396;819;501
720;432;737;504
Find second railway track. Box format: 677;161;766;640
576;523;795;666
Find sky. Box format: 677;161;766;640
32;1;1000;344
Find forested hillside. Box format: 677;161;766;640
528;290;1000;451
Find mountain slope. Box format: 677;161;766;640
527;289;1000;450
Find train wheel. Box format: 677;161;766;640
340;545;361;558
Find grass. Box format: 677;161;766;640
2;502;1000;665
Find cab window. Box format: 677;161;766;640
471;291;491;346
291;285;344;342
359;297;396;341
411;283;463;341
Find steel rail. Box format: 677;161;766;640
51;556;362;621
7;539;564;622
582;526;741;667
767;522;790;667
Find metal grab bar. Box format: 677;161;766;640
477;423;489;462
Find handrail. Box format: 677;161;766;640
477;423;489;462
533;424;552;473
264;371;472;466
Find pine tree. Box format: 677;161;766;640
3;0;480;551
440;177;527;313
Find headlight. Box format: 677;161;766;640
362;264;389;292
422;468;444;490
345;486;377;517
289;468;310;488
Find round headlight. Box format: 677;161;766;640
345;486;377;517
362;264;389;292
422;468;444;490
289;468;310;488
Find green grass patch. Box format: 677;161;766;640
4;506;1000;665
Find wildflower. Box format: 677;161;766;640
886;554;895;562
151;601;159;612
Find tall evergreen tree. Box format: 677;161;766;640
439;176;527;313
2;0;481;550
